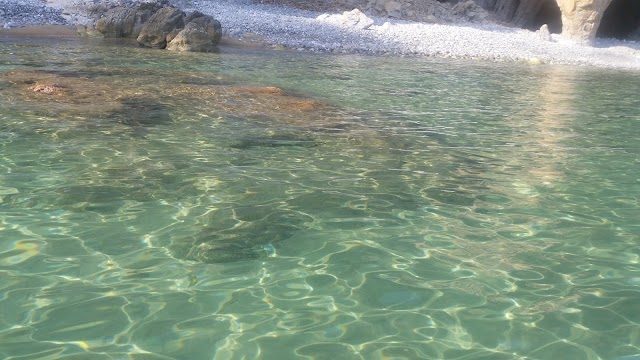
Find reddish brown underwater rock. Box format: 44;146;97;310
28;83;67;95
1;70;331;127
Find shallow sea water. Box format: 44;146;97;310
0;35;639;360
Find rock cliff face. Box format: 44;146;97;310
336;0;638;43
475;0;639;42
479;0;563;33
556;0;612;42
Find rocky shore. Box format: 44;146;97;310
1;0;639;70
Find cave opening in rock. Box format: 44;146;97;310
597;0;640;40
531;0;562;33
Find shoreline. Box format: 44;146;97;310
0;25;77;37
0;25;275;51
187;1;640;70
2;0;639;71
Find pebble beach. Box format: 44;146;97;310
1;0;640;70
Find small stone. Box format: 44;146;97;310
527;57;543;65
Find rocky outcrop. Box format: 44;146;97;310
166;12;222;52
334;0;626;43
472;0;562;32
85;3;224;51
136;6;185;48
86;3;224;51
557;0;612;42
475;0;628;43
95;3;163;38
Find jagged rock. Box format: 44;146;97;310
342;8;375;29
95;3;163;38
166;14;222;52
537;23;552;41
136;6;185;48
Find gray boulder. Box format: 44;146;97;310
95;3;163;38
166;14;222;52
342;9;374;30
136;6;185;48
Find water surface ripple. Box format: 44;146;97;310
0;36;639;360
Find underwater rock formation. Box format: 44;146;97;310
185;208;313;263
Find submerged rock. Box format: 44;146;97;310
189;242;276;263
2;70;125;116
29;83;67;95
0;70;329;125
230;132;319;149
184;208;312;263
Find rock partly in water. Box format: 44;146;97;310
76;24;104;38
166;13;222;52
95;3;163;38
136;6;185;48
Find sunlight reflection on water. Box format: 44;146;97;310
0;35;639;359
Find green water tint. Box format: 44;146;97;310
1;35;639;359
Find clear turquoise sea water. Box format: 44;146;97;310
1;35;639;360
